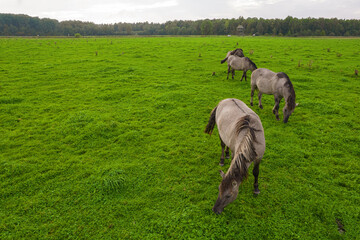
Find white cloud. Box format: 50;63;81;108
88;0;178;13
1;0;359;23
229;0;283;9
39;0;179;23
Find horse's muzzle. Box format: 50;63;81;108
212;206;223;215
283;116;290;123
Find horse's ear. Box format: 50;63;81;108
232;181;237;187
295;103;299;107
219;170;225;179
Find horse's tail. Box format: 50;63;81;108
233;115;258;181
204;107;217;135
220;57;228;64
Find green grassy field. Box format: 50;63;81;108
1;36;359;239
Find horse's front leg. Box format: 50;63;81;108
219;137;226;166
225;146;230;159
253;162;261;195
273;96;281;120
240;71;246;81
258;92;263;109
231;69;235;80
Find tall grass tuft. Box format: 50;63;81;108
308;60;314;69
102;169;126;193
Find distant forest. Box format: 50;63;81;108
1;13;360;37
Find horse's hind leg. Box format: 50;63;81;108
227;66;231;80
253;161;261;195
250;84;256;106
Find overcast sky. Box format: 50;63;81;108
2;0;360;24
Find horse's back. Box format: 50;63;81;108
217;98;257;121
216;99;265;157
251;68;279;94
251;68;276;82
228;55;245;70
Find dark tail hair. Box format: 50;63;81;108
204;107;217;135
220;57;228;64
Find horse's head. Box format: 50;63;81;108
233;48;244;57
283;103;299;123
212;170;240;214
283;82;297;123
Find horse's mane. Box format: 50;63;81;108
246;57;257;70
277;72;296;111
227;115;258;183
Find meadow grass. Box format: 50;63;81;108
1;36;359;239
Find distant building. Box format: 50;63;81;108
237;25;244;36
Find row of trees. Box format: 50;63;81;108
1;13;360;36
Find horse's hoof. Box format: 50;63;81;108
225;155;230;159
219;163;224;166
254;190;260;195
259;105;263;109
250;103;253;106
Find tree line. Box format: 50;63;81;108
1;13;360;37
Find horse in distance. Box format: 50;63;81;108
227;55;257;81
250;68;298;123
221;48;245;77
204;98;266;214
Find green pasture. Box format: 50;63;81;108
1;36;359;239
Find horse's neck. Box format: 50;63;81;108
282;86;294;106
282;88;290;101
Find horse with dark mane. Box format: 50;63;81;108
205;98;266;214
220;49;245;77
227;55;257;81
250;68;298;123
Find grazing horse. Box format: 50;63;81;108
250;68;298;123
221;48;245;77
227;55;257;81
204;98;266;214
